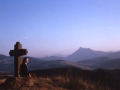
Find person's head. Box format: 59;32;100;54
23;57;29;64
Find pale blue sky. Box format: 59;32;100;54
0;0;120;57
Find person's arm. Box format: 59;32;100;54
25;64;31;77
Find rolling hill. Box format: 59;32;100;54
78;57;120;70
0;54;90;72
1;47;120;72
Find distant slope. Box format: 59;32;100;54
0;54;13;72
1;49;120;72
78;57;120;70
52;54;68;58
40;56;65;60
30;60;91;70
67;47;111;61
98;58;120;70
103;51;120;59
0;54;90;72
77;57;111;69
0;55;45;72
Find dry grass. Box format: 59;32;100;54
0;75;111;90
0;67;118;90
3;77;67;90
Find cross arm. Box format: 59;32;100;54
9;49;28;56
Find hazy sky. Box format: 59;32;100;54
0;0;120;57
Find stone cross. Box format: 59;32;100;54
9;42;28;77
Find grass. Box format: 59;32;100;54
1;76;111;90
0;67;120;90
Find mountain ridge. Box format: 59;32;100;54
0;47;120;72
66;47;111;61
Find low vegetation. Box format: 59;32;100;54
0;67;120;90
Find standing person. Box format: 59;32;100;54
20;57;31;77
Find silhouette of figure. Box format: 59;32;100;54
20;57;31;77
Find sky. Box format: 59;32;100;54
0;0;120;57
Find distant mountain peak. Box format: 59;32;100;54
78;47;92;50
75;47;93;53
67;47;111;61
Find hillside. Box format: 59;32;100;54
29;68;120;90
0;67;120;90
0;48;120;72
0;55;90;72
31;60;91;70
78;57;120;70
77;57;111;69
103;51;120;58
98;58;120;69
40;56;65;60
0;55;45;72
